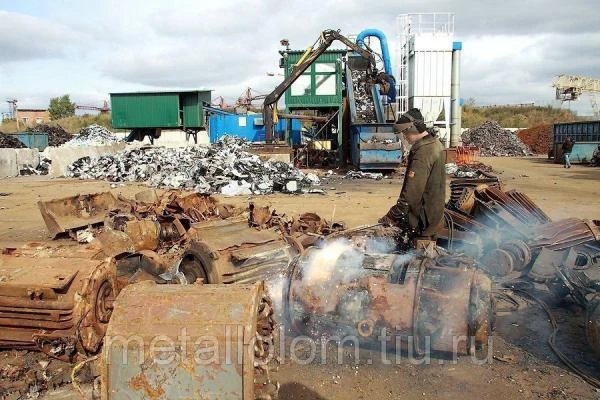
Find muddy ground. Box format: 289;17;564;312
0;156;599;399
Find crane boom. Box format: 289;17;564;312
553;74;600;117
263;29;376;143
553;74;600;100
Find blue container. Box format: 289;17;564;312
350;124;403;170
208;114;302;145
17;131;48;150
552;120;600;163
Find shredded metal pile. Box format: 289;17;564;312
351;70;376;122
67;135;320;194
31;124;71;147
344;170;383;180
0;132;25;148
62;124;120;147
462;121;531;156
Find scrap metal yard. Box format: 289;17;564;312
0;157;598;399
2;4;600;400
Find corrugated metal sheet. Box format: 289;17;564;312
553;120;600;143
182;92;203;128
111;92;180;129
110;90;211;129
209;114;301;144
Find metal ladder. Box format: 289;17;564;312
396;14;411;121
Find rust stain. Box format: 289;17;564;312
129;373;165;399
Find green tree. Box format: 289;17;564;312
48;94;76;120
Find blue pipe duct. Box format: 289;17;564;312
356;29;396;102
356;29;393;76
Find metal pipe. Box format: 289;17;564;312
450;42;462;147
277;113;330;123
356;29;393;76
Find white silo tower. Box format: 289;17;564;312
397;13;462;147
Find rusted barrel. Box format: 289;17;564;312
285;244;493;355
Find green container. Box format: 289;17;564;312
283;50;345;108
110;90;212;130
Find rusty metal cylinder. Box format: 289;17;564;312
102;281;277;400
286;245;493;355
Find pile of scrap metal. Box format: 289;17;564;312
0;189;343;363
441;172;600;356
285;238;494;355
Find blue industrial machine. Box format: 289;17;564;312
208;113;302;145
347;29;402;170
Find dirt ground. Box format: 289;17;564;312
0;156;599;399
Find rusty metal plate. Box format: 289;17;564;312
102;281;267;400
38;192;123;237
189;218;281;251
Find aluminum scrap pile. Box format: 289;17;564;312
67;135;320;194
446;162;493;178
62;124;120;147
0;132;25;148
344;170;383;180
31;124;71;146
19;156;51;176
462;121;531;156
351;69;376;122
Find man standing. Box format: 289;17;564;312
589;144;600;167
379;108;446;243
562;137;574;168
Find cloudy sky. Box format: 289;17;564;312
1;0;598;115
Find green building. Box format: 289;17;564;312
281;49;346;155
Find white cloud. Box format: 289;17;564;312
0;1;599;115
0;10;76;63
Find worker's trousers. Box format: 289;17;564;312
564;153;572;168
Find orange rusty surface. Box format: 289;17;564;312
0;250;117;355
38;192;123;237
129;373;165;400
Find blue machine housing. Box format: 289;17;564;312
346;65;402;170
209;113;301;145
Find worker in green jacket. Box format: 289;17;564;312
380;108;446;242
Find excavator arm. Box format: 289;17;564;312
263;29;376;143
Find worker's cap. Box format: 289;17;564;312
394;108;426;134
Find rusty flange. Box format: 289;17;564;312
500;239;532;271
480;248;514;277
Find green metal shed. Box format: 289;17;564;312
110;90;212;130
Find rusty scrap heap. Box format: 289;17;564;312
0;132;25;148
517;124;553;155
442;172;600;357
0;189;346;366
